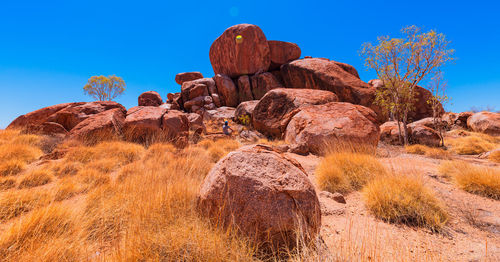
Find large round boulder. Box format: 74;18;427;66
138;91;162;107
284;102;380;155
268;40;301;70
197;144;321;249
209;24;270;78
253;88;339;138
7;102;84;131
467;111;500;135
379;121;407;145
408;124;441;147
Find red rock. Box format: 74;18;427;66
368;79;384;89
123;106;168;143
379;121;408;145
68;108;126;144
209;24;270;77
211;93;222;108
467;111;500;135
213;74;238;107
253;88;339;138
408;124;441;147
45;101;125;131
138;91;162;107
237;75;254;102
443;112;473;129
235;100;259;124
250;72;283;100
284;102;380;155
7;102;84;130
203;103;216;110
187;113;205;133
281;58;374;106
410;117;449;131
268;40;301;70
29;122;68;136
197;144;321;249
162;110;189;147
175;72;204;85
203;106;236;122
333;61;360;79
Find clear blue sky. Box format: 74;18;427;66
1;0;499;128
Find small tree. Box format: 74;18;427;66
427;71;450;147
83;75;126;101
360;26;454;145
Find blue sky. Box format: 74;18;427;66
1;0;499;128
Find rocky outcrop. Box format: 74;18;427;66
235;100;259;124
253;88;339;138
380;120;441;147
175;72;203;85
410;117;449;131
138;91;162;107
284;102;380;155
197;144;321;249
187;113;205;133
68;108;126;144
209;24;270;78
443;112;473;129
7;101;125;137
333;61;360;79
467;111;500;135
250;72;283;100
162;110;189;147
268;40;301;70
237;75;254;102
181;78;218;113
213;74;238;107
407;123;441;147
123;106;168;143
46;101;125;131
281;58;374;106
203;107;236;122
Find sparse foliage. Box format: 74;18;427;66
83;75;126;101
360;26;455;145
427;71;450;146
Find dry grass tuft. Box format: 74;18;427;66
447;130;499;155
0;160;26;176
197;138;241;162
405;145;451;159
316;152;387;194
0;189;51;221
439;161;500;200
49;160;82;177
0;203;78;261
18;170;53;189
489;149;500;163
0;178;16;190
0;144;42;163
363;174;448;231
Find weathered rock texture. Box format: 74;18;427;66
209;24;270;78
253;88;339;138
175;72;204;85
197;144;321;249
138;91;162;107
284;102;380;155
268;40;301;70
467;111;500;135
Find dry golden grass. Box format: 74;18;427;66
0;178;16;190
447;130;499;155
49;160;82;177
489;149;500;163
316;152;387;194
0;189;51;221
363;174;448;231
197;138;241;162
405;145;451;159
439;161;500;200
18;170;53;189
0;159;26;176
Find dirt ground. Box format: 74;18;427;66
286;144;500;261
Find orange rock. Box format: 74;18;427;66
175;72;203;85
467;111;500;135
138;91;162;107
197;144;321;249
68;108;126;144
268;40;301;70
209;24;270;77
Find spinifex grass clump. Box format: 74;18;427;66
439;161;500;200
363;174;449;231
